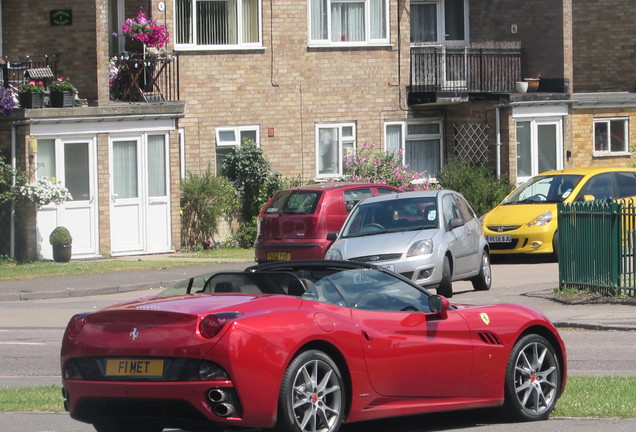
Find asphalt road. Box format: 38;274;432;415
1;260;635;432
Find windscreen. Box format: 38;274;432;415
341;197;438;238
503;174;584;204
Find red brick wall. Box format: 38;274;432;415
469;0;566;81
573;0;636;92
2;1;99;104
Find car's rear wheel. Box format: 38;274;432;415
276;350;345;432
93;418;163;432
437;256;453;298
471;250;491;291
502;334;561;421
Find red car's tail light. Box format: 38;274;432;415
66;314;87;338
199;312;242;338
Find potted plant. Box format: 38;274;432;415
48;77;77;107
18;80;46;108
49;226;72;263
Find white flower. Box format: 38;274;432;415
20;177;72;206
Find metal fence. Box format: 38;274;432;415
558;199;636;296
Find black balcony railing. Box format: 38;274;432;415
2;55;59;89
110;53;179;102
410;44;521;94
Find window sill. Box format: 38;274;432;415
174;45;266;52
593;151;632;158
307;42;393;49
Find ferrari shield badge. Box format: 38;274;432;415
480;313;490;325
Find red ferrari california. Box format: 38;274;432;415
61;260;566;432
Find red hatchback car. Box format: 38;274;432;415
255;182;399;262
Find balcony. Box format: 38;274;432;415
408;43;521;105
2;54;59;88
110;53;180;102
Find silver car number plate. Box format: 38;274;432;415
486;235;512;243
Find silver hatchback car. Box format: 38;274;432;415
325;190;491;297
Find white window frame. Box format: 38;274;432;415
384;119;443;180
308;0;390;47
410;0;469;46
215;125;260;174
315;123;356;179
593;117;630;157
174;0;263;51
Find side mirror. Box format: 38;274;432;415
326;232;339;241
448;217;464;229
583;194;596;202
428;294;450;319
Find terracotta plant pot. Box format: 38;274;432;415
524;78;540;92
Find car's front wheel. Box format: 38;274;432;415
471;250;491;291
437;256;453;298
276;350;345;432
502;334;561;421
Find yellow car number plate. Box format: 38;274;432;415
105;359;164;377
266;252;291;261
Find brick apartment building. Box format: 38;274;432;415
1;0;636;261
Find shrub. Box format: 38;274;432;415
230;217;259;249
221;139;287;221
180;169;239;249
437;161;514;217
49;226;72;246
341;143;432;191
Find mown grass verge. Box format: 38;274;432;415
2;377;635;417
0;248;254;282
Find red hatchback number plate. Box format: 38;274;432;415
105;359;164;377
266;252;291;261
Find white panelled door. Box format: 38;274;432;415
36;138;98;260
110;135;171;255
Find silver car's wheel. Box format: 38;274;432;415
277;350;344;432
437;256;453;298
471;250;491;291
503;334;561;421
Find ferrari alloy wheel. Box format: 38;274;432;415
471;250;491;291
437;256;453;298
503;334;561;421
277;350;345;432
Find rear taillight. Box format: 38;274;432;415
66;314;87;338
199;312;242;338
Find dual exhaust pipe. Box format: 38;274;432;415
208;388;235;417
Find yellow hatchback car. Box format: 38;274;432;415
482;167;636;256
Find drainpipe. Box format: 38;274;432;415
495;105;501;179
10;123;16;258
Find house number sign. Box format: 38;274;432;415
50;9;72;26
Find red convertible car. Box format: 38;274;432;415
61;260;567;432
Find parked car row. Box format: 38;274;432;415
256;183;490;297
254;167;636;297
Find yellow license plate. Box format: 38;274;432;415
267;252;291;260
105;359;164;377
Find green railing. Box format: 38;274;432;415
558;199;636;296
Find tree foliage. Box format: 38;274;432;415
437;161;514;217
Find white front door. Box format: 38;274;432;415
516;118;563;184
36;138;98;259
110;135;171;255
